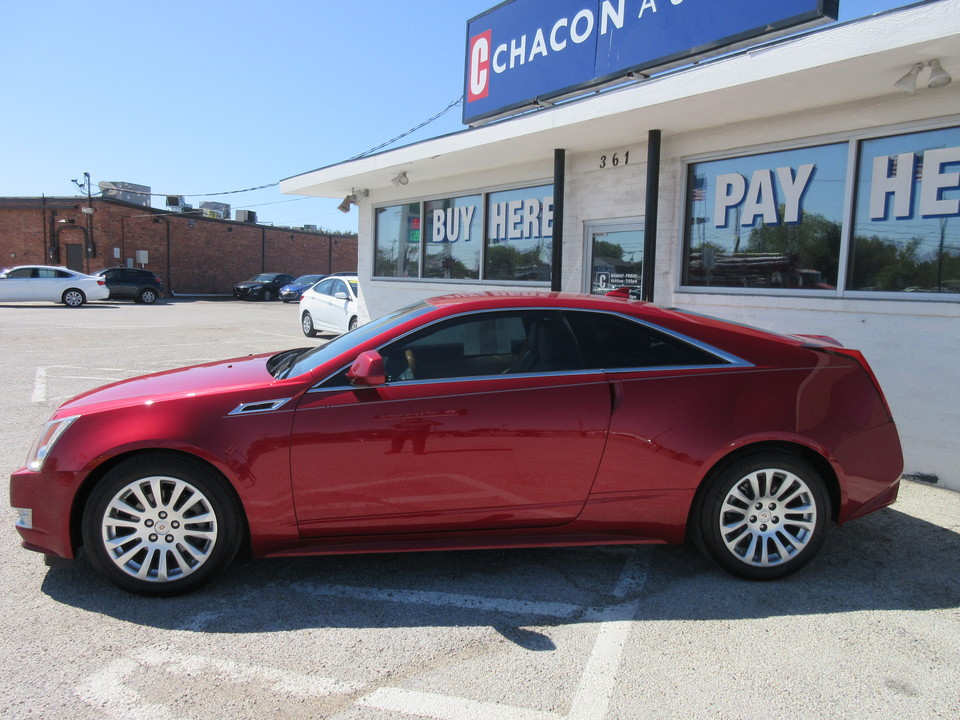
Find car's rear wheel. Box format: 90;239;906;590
699;452;830;580
82;455;243;596
62;289;86;307
302;311;318;337
137;288;158;304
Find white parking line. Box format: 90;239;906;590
31;367;46;403
76;550;652;719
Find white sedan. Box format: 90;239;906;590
0;265;110;307
299;275;360;336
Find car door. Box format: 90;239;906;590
0;268;38;300
311;278;351;332
34;268;74;301
290;309;613;536
99;269;124;298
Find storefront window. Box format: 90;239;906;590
424;195;482;280
374;203;421;278
683;144;847;291
484;185;553;283
849;126;960;294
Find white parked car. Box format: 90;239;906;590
0;265;110;307
299;275;360;336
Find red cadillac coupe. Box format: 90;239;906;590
10;293;903;595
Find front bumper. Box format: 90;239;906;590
234;287;263;300
9;467;83;559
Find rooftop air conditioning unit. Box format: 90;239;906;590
236;210;258;223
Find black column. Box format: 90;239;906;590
551;148;566;292
642;130;661;303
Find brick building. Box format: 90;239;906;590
0;196;357;295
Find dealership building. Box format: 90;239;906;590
282;0;960;490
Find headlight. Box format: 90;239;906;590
26;415;80;471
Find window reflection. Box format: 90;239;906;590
484;185;554;282
683;144;847;291
424;195;482;280
850;126;960;294
374;203;421;278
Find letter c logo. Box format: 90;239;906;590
468;31;491;102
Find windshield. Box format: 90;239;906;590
277;301;433;379
251;274;277;282
294;275;322;284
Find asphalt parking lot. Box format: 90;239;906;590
1;297;958;720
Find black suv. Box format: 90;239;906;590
95;267;164;304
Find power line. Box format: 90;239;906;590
348;96;464;161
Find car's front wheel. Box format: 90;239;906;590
262;289;273;301
62;289;86;307
82;455;243;596
302;311;318;337
698;452;830;580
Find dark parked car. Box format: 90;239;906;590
233;273;294;301
279;274;325;303
11;292;903;596
95;268;164;304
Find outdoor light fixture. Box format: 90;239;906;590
337;189;369;213
927;59;952;89
391;172;409;187
895;59;953;92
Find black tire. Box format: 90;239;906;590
348;316;358;332
302;311;318;337
263;289;273;301
137;288;158;304
698;452;830;580
62;289;86;307
81;455;243;596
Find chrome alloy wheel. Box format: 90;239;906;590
718;467;818;568
100;475;219;583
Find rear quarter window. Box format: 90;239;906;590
565;311;729;369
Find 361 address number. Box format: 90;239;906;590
599;151;630;169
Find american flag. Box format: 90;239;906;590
692;175;706;202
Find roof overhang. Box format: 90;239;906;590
281;0;960;200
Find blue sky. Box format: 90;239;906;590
0;1;915;233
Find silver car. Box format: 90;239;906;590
0;265;110;307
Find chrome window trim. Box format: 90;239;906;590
308;369;609;394
305;305;752;393
228;398;292;416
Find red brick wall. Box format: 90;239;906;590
0;198;357;295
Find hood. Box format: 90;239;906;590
58;353;278;415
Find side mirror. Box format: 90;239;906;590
346;350;386;387
334;291;348;300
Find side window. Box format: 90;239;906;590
37;268;60;279
315;279;335;297
565;311;728;369
380;310;581;382
7;268;35;279
331;280;347;297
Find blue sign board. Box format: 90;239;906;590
463;0;839;125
